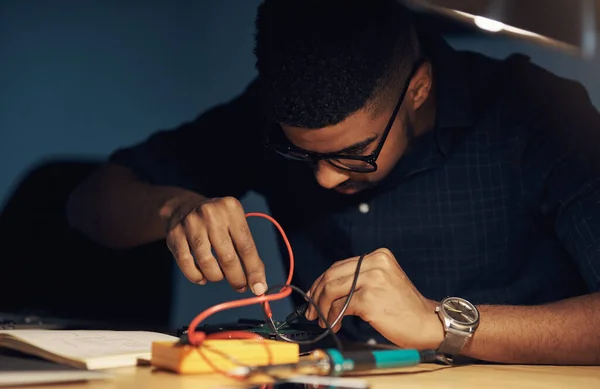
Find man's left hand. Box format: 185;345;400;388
305;248;444;349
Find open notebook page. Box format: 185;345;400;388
0;330;178;369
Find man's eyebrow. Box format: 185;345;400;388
332;135;378;154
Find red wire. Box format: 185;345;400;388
185;212;295;382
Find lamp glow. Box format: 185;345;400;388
473;16;504;32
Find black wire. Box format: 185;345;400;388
263;284;343;350
263;253;366;351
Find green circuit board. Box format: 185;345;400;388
248;321;297;334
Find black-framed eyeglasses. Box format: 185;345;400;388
264;58;425;173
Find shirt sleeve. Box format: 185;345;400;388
108;79;267;199
531;72;600;293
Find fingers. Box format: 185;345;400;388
228;210;266;295
206;220;248;292
166;224;206;284
166;195;267;295
311;270;383;330
205;197;266;294
327;298;352;333
306;257;371;321
307;256;361;297
183;213;224;282
306;261;390;328
309;272;360;324
305;249;402;332
307;249;400;314
315;288;368;332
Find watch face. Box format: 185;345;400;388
442;298;478;325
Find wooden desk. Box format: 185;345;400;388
21;364;600;389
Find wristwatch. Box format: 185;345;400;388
435;296;480;363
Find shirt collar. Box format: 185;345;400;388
425;34;475;155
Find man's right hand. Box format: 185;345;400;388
160;194;267;295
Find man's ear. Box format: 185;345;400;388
409;62;432;111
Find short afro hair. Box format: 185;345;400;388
254;0;421;129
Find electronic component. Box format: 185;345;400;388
161;213;362;378
150;339;299;374
283;303;310;326
178;319;326;342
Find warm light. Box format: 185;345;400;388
453;9;546;38
411;1;593;57
473;16;504;32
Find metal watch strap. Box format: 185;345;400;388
437;327;471;357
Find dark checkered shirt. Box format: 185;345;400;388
110;36;600;342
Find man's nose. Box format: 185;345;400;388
314;161;350;189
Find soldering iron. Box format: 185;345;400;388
234;347;438;378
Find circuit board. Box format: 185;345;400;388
177;318;325;342
248;321;324;341
176;319;398;354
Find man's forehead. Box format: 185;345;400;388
280;108;385;153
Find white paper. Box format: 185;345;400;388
0;330;178;368
0;370;110;387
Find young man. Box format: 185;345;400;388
67;0;600;364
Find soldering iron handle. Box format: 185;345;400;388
324;348;428;375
